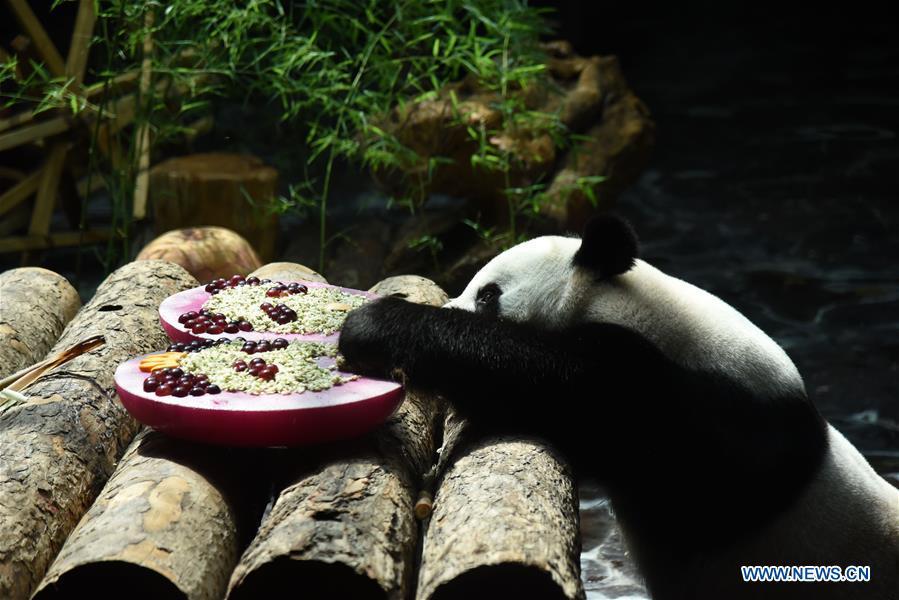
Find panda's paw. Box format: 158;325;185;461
338;297;409;378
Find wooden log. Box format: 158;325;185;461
31;430;250;600
31;263;324;600
416;411;584;600
136;227;263;283
251;262;328;285
0;267;81;379
0;260;197;600
227;276;448;600
150;153;280;262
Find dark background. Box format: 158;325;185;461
537;1;899;459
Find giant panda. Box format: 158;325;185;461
338;214;899;600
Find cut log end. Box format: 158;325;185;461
0;267;81;379
430;563;572;600
228;559;388;600
32;562;185;600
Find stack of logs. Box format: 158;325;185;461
0;259;583;600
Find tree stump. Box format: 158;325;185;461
31;262;326;600
150;153;279;262
0;260;197;600
227;276;448;600
0;267;80;379
416;409;584;600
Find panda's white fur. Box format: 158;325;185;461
447;235;802;398
446;234;899;599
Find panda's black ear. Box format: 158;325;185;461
572;214;639;277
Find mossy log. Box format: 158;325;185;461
226;276;447;600
0;260;197;600
0;267;81;379
416;408;584;600
31;262;324;600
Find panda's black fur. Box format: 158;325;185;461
338;215;897;600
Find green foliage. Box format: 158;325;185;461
1;0;565;272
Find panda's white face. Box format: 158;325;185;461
444;236;582;327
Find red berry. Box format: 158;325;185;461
260;302;273;311
258;368;276;381
238;320;253;331
206;385;221;394
266;288;282;298
256;341;271;352
250;357;266;367
173;386;190;397
156;384;173;396
248;366;262;377
207;325;224;334
192;324;208;334
189;387;206;396
143;377;159;392
204;284;217;293
247;276;260;285
224;323;240;334
272;338;288;350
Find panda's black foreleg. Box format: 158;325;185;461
338;296;652;435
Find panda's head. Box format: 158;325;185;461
445;215;639;326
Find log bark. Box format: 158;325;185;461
250;262;327;284
0;267;81;379
31;430;249;600
31;262;325;600
150;153;279;262
136;227;263;283
0;260;197;600
416;408;584;600
227;276;448;600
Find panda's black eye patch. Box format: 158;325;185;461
475;283;501;314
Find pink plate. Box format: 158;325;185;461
115;354;403;447
159;281;376;344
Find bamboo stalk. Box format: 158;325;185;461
0;169;41;217
64;0;96;90
0;117;70;152
29;143;69;236
0;229;112;253
6;0;66;77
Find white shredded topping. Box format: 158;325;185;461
202;285;366;334
178;340;356;395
